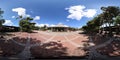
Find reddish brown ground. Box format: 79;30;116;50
9;31;88;57
0;31;120;58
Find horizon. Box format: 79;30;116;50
0;0;120;28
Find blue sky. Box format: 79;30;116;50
0;0;120;28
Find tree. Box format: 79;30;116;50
19;16;35;33
34;26;40;30
101;6;120;36
43;25;47;30
82;25;89;33
82;16;101;34
0;19;5;26
82;6;120;36
40;25;47;31
0;8;5;32
114;15;120;34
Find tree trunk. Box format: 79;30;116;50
0;26;2;32
118;25;120;34
108;23;113;36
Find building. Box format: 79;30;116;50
0;25;20;32
48;23;70;32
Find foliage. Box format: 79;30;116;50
0;8;5;26
69;27;77;31
40;25;47;31
114;16;120;34
82;6;120;36
101;6;120;36
82;16;101;33
0;19;5;26
19;16;35;33
0;8;5;32
34;26;40;30
114;16;120;25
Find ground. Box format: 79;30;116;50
0;30;120;60
0;30;88;59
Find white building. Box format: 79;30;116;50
48;23;70;32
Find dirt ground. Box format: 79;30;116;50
0;30;89;57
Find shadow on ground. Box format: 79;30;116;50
97;39;120;56
0;39;24;57
0;32;15;36
30;41;68;58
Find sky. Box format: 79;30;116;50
0;0;120;28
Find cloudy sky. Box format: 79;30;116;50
0;0;120;28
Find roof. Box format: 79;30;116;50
50;23;69;27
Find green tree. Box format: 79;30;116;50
82;16;101;34
101;6;120;36
0;8;5;32
19;16;35;32
114;15;120;34
34;26;40;30
43;25;47;30
40;25;47;31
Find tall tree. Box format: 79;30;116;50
101;6;120;36
114;15;120;34
82;16;102;34
0;8;5;32
19;16;35;32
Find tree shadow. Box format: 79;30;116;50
0;39;24;57
89;34;110;45
30;41;68;58
29;31;38;33
0;32;15;36
12;37;28;44
78;32;87;34
30;38;41;44
12;37;41;44
97;39;120;57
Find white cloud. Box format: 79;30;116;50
50;24;56;27
26;14;31;17
12;7;41;21
84;9;97;18
34;16;40;20
3;20;13;26
66;5;97;20
35;23;49;27
12;7;26;16
12;16;15;18
35;23;69;27
64;25;69;27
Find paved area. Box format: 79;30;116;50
0;31;120;60
11;31;88;57
31;31;88;56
